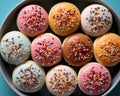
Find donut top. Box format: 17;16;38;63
49;2;81;36
81;4;112;36
17;4;48;37
47;65;77;96
53;7;79;31
0;31;31;65
67;38;92;62
12;60;45;93
95;33;120;66
78;63;111;95
31;33;62;66
63;33;93;66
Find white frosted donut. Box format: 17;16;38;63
81;4;112;37
46;65;77;96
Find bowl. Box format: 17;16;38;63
0;0;120;96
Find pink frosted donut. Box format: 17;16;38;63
17;4;48;37
78;62;111;95
31;33;62;67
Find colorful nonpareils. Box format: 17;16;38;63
17;4;48;37
62;33;93;66
78;62;111;95
49;2;81;36
0;31;31;65
81;4;112;37
1;1;119;95
12;60;45;93
31;33;62;67
46;65;77;96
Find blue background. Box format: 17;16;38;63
0;0;120;96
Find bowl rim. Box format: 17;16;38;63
0;0;120;96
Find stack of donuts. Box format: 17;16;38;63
0;2;120;96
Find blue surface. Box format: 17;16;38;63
0;0;120;96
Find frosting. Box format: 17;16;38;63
98;38;120;62
53;7;79;32
12;60;45;93
78;63;111;95
46;65;77;96
31;33;62;66
67;38;93;62
0;31;31;65
17;4;48;36
62;33;93;66
95;33;120;65
49;2;80;36
81;4;112;36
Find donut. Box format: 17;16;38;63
81;4;112;37
0;31;31;65
46;65;77;96
62;33;93;66
49;2;81;36
78;62;111;95
12;60;45;93
94;33;120;66
31;33;62;67
17;4;48;37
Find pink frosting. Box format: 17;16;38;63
17;4;48;37
78;62;111;95
31;33;62;67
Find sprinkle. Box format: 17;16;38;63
21;5;47;34
49;68;77;95
35;37;62;66
99;39;120;62
53;7;79;31
16;64;42;90
67;39;93;62
86;6;112;33
83;66;111;94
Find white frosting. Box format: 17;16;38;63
46;65;77;96
81;4;112;37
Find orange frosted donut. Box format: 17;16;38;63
49;2;81;36
94;33;120;66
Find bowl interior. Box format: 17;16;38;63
0;0;120;96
